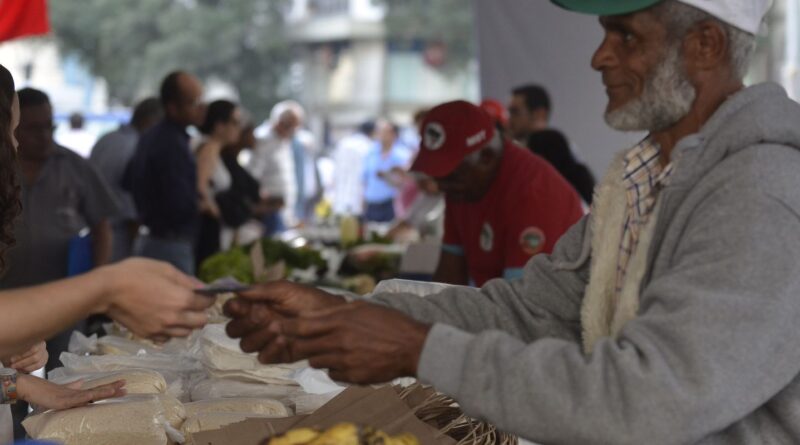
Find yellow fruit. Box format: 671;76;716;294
268;428;320;445
269;423;419;445
389;434;420;445
307;423;360;445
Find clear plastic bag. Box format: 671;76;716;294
197;325;305;385
58;352;200;375
181;412;273;435
48;368;168;395
189;378;304;402
97;323;203;356
183;397;290;418
23;395;186;445
68;331;99;355
55;352;201;402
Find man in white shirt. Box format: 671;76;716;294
249;101;319;233
331;121;375;216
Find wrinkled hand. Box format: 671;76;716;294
231;301;431;384
224;281;346;343
100;258;213;341
8;342;48;373
17;374;126;411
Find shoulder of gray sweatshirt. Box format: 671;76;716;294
372;83;800;445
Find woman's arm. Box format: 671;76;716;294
0;258;212;358
196;143;221;218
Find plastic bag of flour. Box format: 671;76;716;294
189;378;304;402
55;352;201;401
23;395;186;445
49;368;169;395
183;397;290;418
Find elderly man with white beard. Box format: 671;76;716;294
224;1;800;443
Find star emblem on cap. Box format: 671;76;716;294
423;122;447;151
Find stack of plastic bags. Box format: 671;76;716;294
22;293;342;444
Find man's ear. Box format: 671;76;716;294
682;20;729;74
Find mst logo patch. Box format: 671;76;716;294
423;122;446;151
480;222;494;252
520;227;546;256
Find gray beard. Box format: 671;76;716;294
605;44;697;132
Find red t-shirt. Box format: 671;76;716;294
442;141;584;286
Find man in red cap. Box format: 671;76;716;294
412;100;584;286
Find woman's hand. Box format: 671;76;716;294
7;341;48;373
95;258;213;341
17;374;126;411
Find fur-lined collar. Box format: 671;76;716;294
581;152;662;353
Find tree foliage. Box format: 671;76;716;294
49;0;474;116
376;0;475;72
49;0;292;119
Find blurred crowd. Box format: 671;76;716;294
1;69;600;380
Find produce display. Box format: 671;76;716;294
199;238;327;285
197;235;401;295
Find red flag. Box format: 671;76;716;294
0;0;50;43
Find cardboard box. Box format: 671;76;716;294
188;386;455;445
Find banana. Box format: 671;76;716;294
386;433;421;445
267;423;419;445
267;428;320;445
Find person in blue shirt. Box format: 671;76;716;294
362;119;411;223
125;71;206;274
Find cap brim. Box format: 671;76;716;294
551;0;661;15
410;149;463;179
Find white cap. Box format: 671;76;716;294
679;0;773;35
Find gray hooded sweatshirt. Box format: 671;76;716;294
372;83;800;445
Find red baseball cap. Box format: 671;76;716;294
411;100;497;178
479;98;509;127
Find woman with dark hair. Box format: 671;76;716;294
218;122;264;232
0;63;20;275
0;65;214;443
195;99;241;267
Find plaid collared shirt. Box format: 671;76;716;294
616;138;674;295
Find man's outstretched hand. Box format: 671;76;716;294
224;282;431;384
224;281;347;356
